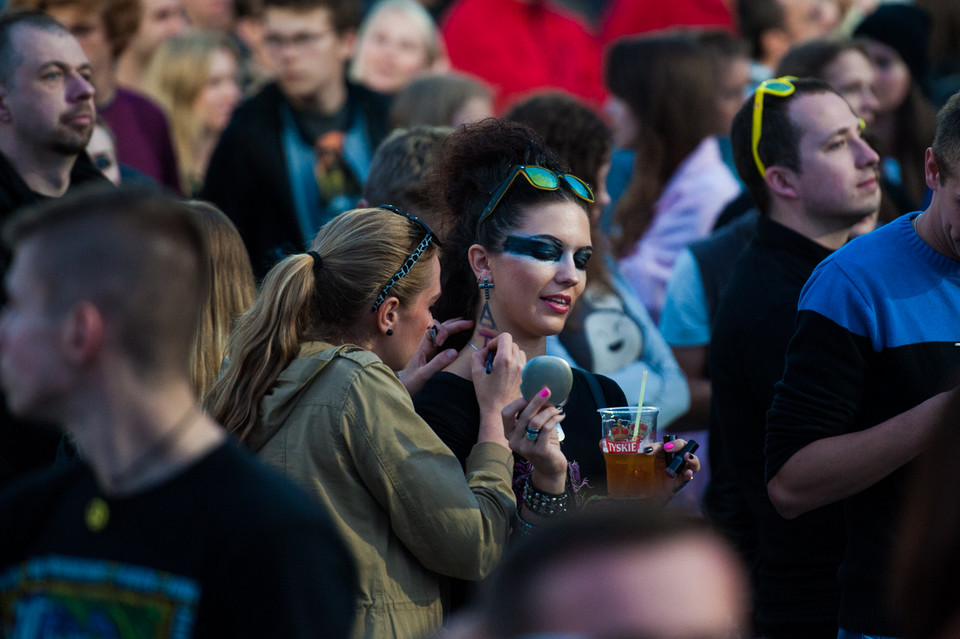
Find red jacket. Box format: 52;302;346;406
441;0;605;113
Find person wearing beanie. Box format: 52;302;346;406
854;3;931;90
853;2;937;214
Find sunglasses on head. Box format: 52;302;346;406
751;76;868;178
371;204;441;313
751;76;797;178
474;165;595;243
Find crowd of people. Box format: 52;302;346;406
0;0;959;638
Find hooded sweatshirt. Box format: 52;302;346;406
253;341;515;639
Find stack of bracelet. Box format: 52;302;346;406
514;478;569;537
522;478;568;515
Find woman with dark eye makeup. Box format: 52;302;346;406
413;120;700;518
505;91;691;431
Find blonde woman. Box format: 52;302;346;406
205;206;562;638
144;30;241;195
350;0;447;95
185;201;256;401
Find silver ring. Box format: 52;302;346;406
524;426;540;441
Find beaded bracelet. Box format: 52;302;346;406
522;477;569;517
513;508;541;538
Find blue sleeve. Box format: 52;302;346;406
659;249;711;347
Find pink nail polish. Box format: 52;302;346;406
539;388;550;398
664;442;675;452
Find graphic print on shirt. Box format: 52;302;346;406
0;555;200;638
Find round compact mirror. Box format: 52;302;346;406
520;356;573;442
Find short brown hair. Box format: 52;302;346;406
363;126;451;235
730;77;834;214
932;91;960;180
262;0;361;34
5;185;208;375
0;10;67;84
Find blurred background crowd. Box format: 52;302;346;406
2;0;960;637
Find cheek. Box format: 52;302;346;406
889;70;911;101
524;259;561;283
399;48;429;73
365;38;389;60
193;92;214;120
810;162;853;199
420;306;433;330
498;260;538;294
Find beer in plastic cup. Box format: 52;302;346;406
599;406;661;498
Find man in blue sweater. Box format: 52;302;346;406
766;91;960;639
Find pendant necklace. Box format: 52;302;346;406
84;406;199;533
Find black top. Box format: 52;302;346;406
414;368;626;492
0;149;111;491
0;149;110;219
688;209;758;326
711;216;843;638
0;440;358;638
687;209;759;568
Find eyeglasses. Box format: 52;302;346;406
371;204;441;312
751;76;797;178
263;31;328;51
474;165;595;243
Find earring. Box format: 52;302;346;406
386;329;394;336
477;277;497;331
478;277;494;300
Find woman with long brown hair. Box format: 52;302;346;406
605;33;741;323
854;4;938;214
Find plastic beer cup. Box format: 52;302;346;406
599;406;661;498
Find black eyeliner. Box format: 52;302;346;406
503;236;591;270
503;236;563;261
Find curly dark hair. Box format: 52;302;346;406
425;118;590;349
503;91;611;188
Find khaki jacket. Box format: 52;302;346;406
257;342;515;639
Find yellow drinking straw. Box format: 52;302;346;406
632;370;648;440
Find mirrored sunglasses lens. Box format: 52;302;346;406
765;80;794;94
564;176;594;202
524;166;560;189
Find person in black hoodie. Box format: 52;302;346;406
202;0;391;279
